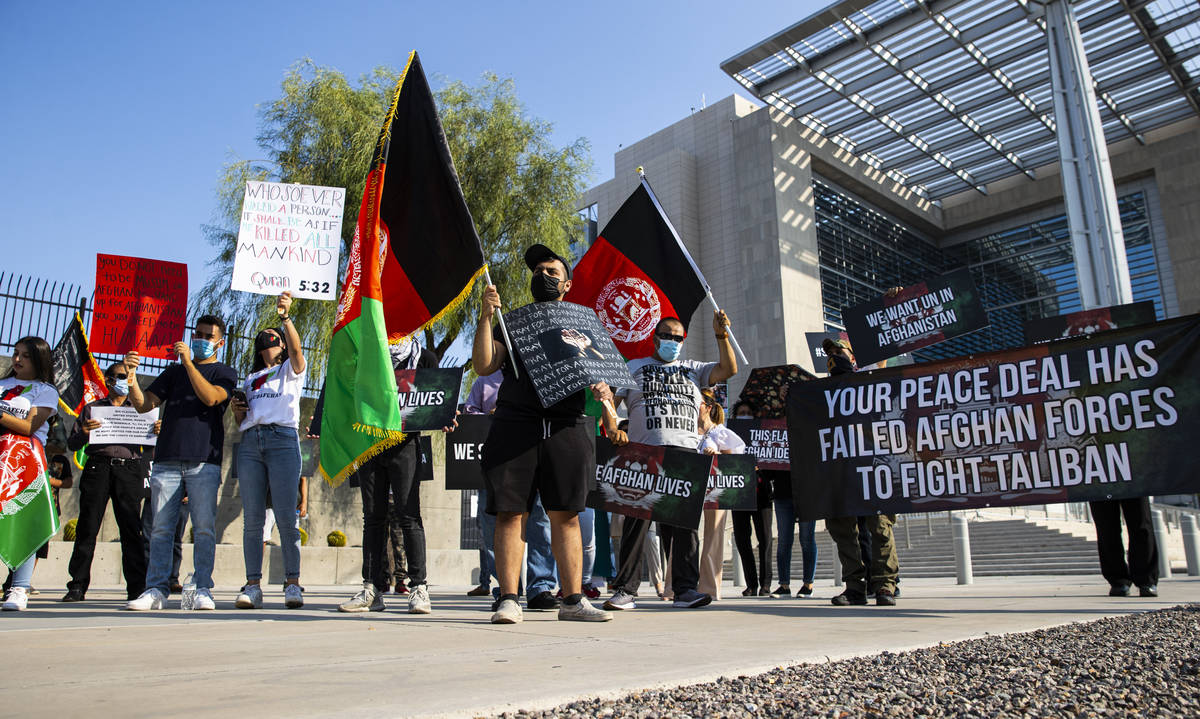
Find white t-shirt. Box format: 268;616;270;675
0;377;59;446
697;424;746;455
239;362;305;431
618;357;718;449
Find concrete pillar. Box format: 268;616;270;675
952;514;973;585
1151;509;1172;580
1181;514;1200;577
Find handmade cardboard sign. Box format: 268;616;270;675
232;181;345;301
91;254;188;359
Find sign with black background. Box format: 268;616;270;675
444;414;490;490
586;438;710;529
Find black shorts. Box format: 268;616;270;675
481;418;594;514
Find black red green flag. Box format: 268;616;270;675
565;183;707;359
52;312;106;417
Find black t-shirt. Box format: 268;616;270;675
492;316;586;422
147;362;238;465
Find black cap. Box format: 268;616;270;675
524;244;571;279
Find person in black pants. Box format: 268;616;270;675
733;471;773;596
63;362;158;602
1090;497;1159;596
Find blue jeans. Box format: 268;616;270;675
525;494;557;597
579;507;595;586
146;462;220;592
774;497;817;585
477;489;496;588
238;425;302;582
9;557;35;589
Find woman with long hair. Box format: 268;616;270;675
0;336;60;611
231;293;306;609
695;389;746;600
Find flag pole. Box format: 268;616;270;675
636;168;749;365
482;267;519;379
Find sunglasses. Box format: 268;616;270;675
656;332;685;342
109;374;128;380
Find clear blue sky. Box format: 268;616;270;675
1;1;815;303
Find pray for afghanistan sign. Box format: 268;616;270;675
504;301;637;408
587;439;710;529
395;367;463;431
232;181;345;301
787;314;1200;521
703;454;757;510
843;268;988;366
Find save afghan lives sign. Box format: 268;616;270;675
787;315;1200;521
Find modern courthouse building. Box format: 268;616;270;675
579;0;1200;383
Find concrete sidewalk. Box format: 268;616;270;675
2;576;1194;718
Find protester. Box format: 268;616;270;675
821;338;899;607
231;292;307;609
1090;498;1159;597
335;336;441;615
473;243;612;623
0;336;60;611
125;315;238;611
599;311;738;611
463;370;501;597
63;362;157;603
696;388;744;600
383;488;410;595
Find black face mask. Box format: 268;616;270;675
530;272;564;302
828;353;856;376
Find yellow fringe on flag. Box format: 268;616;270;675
389;264;488;344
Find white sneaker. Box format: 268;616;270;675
407;584;431;614
126;588;165;611
235;584;263;609
490;597;522;624
284;584;304;609
558;596;613;622
603;590;637;610
2;587;29;611
193;588;216;610
339;582;385;613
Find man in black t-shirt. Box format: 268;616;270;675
473;244;612;625
124;314;238;611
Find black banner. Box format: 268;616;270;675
788;314;1200;521
1024;301;1156;345
843;268;989;366
504;301;637;408
445;414;489;490
586;438;710;529
396;367;463;431
728;417;790;470
703;454;757;510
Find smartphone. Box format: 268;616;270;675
233;390;248;404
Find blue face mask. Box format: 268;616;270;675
190;338;217;360
110;379;129;397
656;339;682;362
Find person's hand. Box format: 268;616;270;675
123;351;141;376
590;382;613;404
442;411;460;434
702;445;719;456
152;420;162;435
480;284;501;321
82;418;102;433
713;309;730;336
884;287;904;298
232;396;249;413
306;432;319;439
609;429;629;447
181;496;189;506
298;500;308;519
277;291;293;317
173;341;192;364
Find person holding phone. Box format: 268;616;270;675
231;292;307;609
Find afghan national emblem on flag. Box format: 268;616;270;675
0;434;59;569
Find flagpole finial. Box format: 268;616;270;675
636;166;645;177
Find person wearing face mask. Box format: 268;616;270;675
125;315;238;611
62;362;160;603
230;292;307;609
596;311;738;611
474;244;613;624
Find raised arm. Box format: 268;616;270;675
123;352;161;414
173;342;229;407
708;309;738;384
472;284;508;376
278;292;306;375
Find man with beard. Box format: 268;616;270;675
597;312;737;610
474;244;613;624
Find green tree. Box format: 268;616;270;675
198;58;591;375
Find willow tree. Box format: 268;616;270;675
199;59;591;373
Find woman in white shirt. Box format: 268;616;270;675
0;336;60;611
695;389;746;601
232;293;306;609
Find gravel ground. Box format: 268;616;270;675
494;604;1200;718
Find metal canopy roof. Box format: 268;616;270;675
721;0;1200;201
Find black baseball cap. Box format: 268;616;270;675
524;243;571;279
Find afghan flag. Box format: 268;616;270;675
566;182;707;359
0;434;59;569
319;51;484;487
52;312;106;417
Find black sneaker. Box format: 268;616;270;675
875;589;896;606
1138;585;1158;598
741;586;757;597
769;585;791;597
831;592;868;606
1109;583;1132;597
527;590;560;611
796;584;814;598
61;588;85;603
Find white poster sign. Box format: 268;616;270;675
89;406;160;445
232;181;345;301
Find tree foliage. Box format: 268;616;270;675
198;58;591;375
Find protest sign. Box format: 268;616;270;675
91;254;188;359
843;268;988;366
703;454;757;510
445;414;490;490
787;314;1200;521
808;332;914;373
586;439;710;529
232;181;345;301
728;417;790;470
504;301;636;408
395;367;463;432
87;406;159;445
1024;301;1156;345
737;365;816;418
